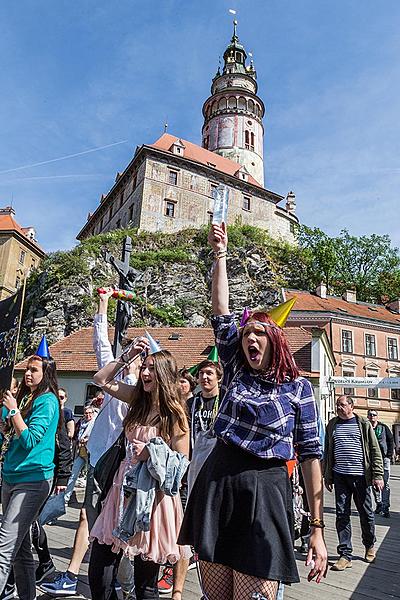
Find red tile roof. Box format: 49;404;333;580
0;213;44;253
150;133;263;188
15;327;216;373
286;290;400;327
15;325;317;378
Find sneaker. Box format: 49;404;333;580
158;566;173;595
114;580;122;592
0;582;17;600
382;510;390;518
331;556;352;571
365;546;376;563
188;553;198;571
36;559;56;584
374;503;383;515
39;572;78;596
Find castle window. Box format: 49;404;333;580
15;275;21;289
165;200;176;218
245;130;250;149
235;52;242;63
207;211;213;224
190;175;197;190
168;170;178;185
129;204;134;222
210;183;218;197
203;136;209;149
243;196;251;211
250;132;255;150
116;219;121;229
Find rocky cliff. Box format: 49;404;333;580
19;225;303;357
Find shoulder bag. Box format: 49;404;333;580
94;431;126;500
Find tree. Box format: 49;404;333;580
296;226;400;303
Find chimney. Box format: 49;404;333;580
316;282;327;299
343;289;357;303
0;206;16;216
285;191;296;214
387;298;400;314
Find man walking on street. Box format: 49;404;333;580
367;410;394;518
324;395;384;571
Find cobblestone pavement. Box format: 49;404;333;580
33;465;400;599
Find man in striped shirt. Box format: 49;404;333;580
324;395;384;571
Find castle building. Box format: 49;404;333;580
77;24;298;243
0;207;45;300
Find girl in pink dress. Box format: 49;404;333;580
88;340;190;600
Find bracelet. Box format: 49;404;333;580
309;517;325;529
213;250;227;260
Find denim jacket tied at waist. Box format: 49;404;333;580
112;437;189;543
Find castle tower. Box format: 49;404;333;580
202;21;265;186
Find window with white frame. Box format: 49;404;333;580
342;370;355;396
367;372;379;398
341;330;353;353
365;334;376;357
388;337;398;360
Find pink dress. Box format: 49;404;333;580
90;424;191;564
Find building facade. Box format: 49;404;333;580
286;287;400;433
0;207;45;300
77;24;298;243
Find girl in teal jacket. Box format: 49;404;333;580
0;355;61;600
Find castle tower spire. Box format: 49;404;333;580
201;21;265;186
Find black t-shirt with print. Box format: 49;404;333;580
187;392;219;441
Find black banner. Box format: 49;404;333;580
0;288;24;391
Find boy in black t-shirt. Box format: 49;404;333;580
187;359;222;443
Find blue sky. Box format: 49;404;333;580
0;0;399;252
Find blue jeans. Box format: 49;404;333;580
64;455;87;504
333;472;375;559
372;461;390;511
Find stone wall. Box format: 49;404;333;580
19;228;283;356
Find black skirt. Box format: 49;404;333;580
178;440;299;583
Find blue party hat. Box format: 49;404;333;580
145;331;162;355
36;335;51;358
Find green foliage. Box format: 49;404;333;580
147;303;185;326
42;249;90;281
130;248;192;269
296;226;400;303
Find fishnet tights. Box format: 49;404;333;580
199;561;278;600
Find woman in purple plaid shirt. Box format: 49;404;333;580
179;224;327;599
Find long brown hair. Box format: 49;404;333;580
240;312;299;383
16;355;63;429
123;350;188;441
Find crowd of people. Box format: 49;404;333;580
0;222;394;600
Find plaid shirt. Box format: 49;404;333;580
212;314;322;462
